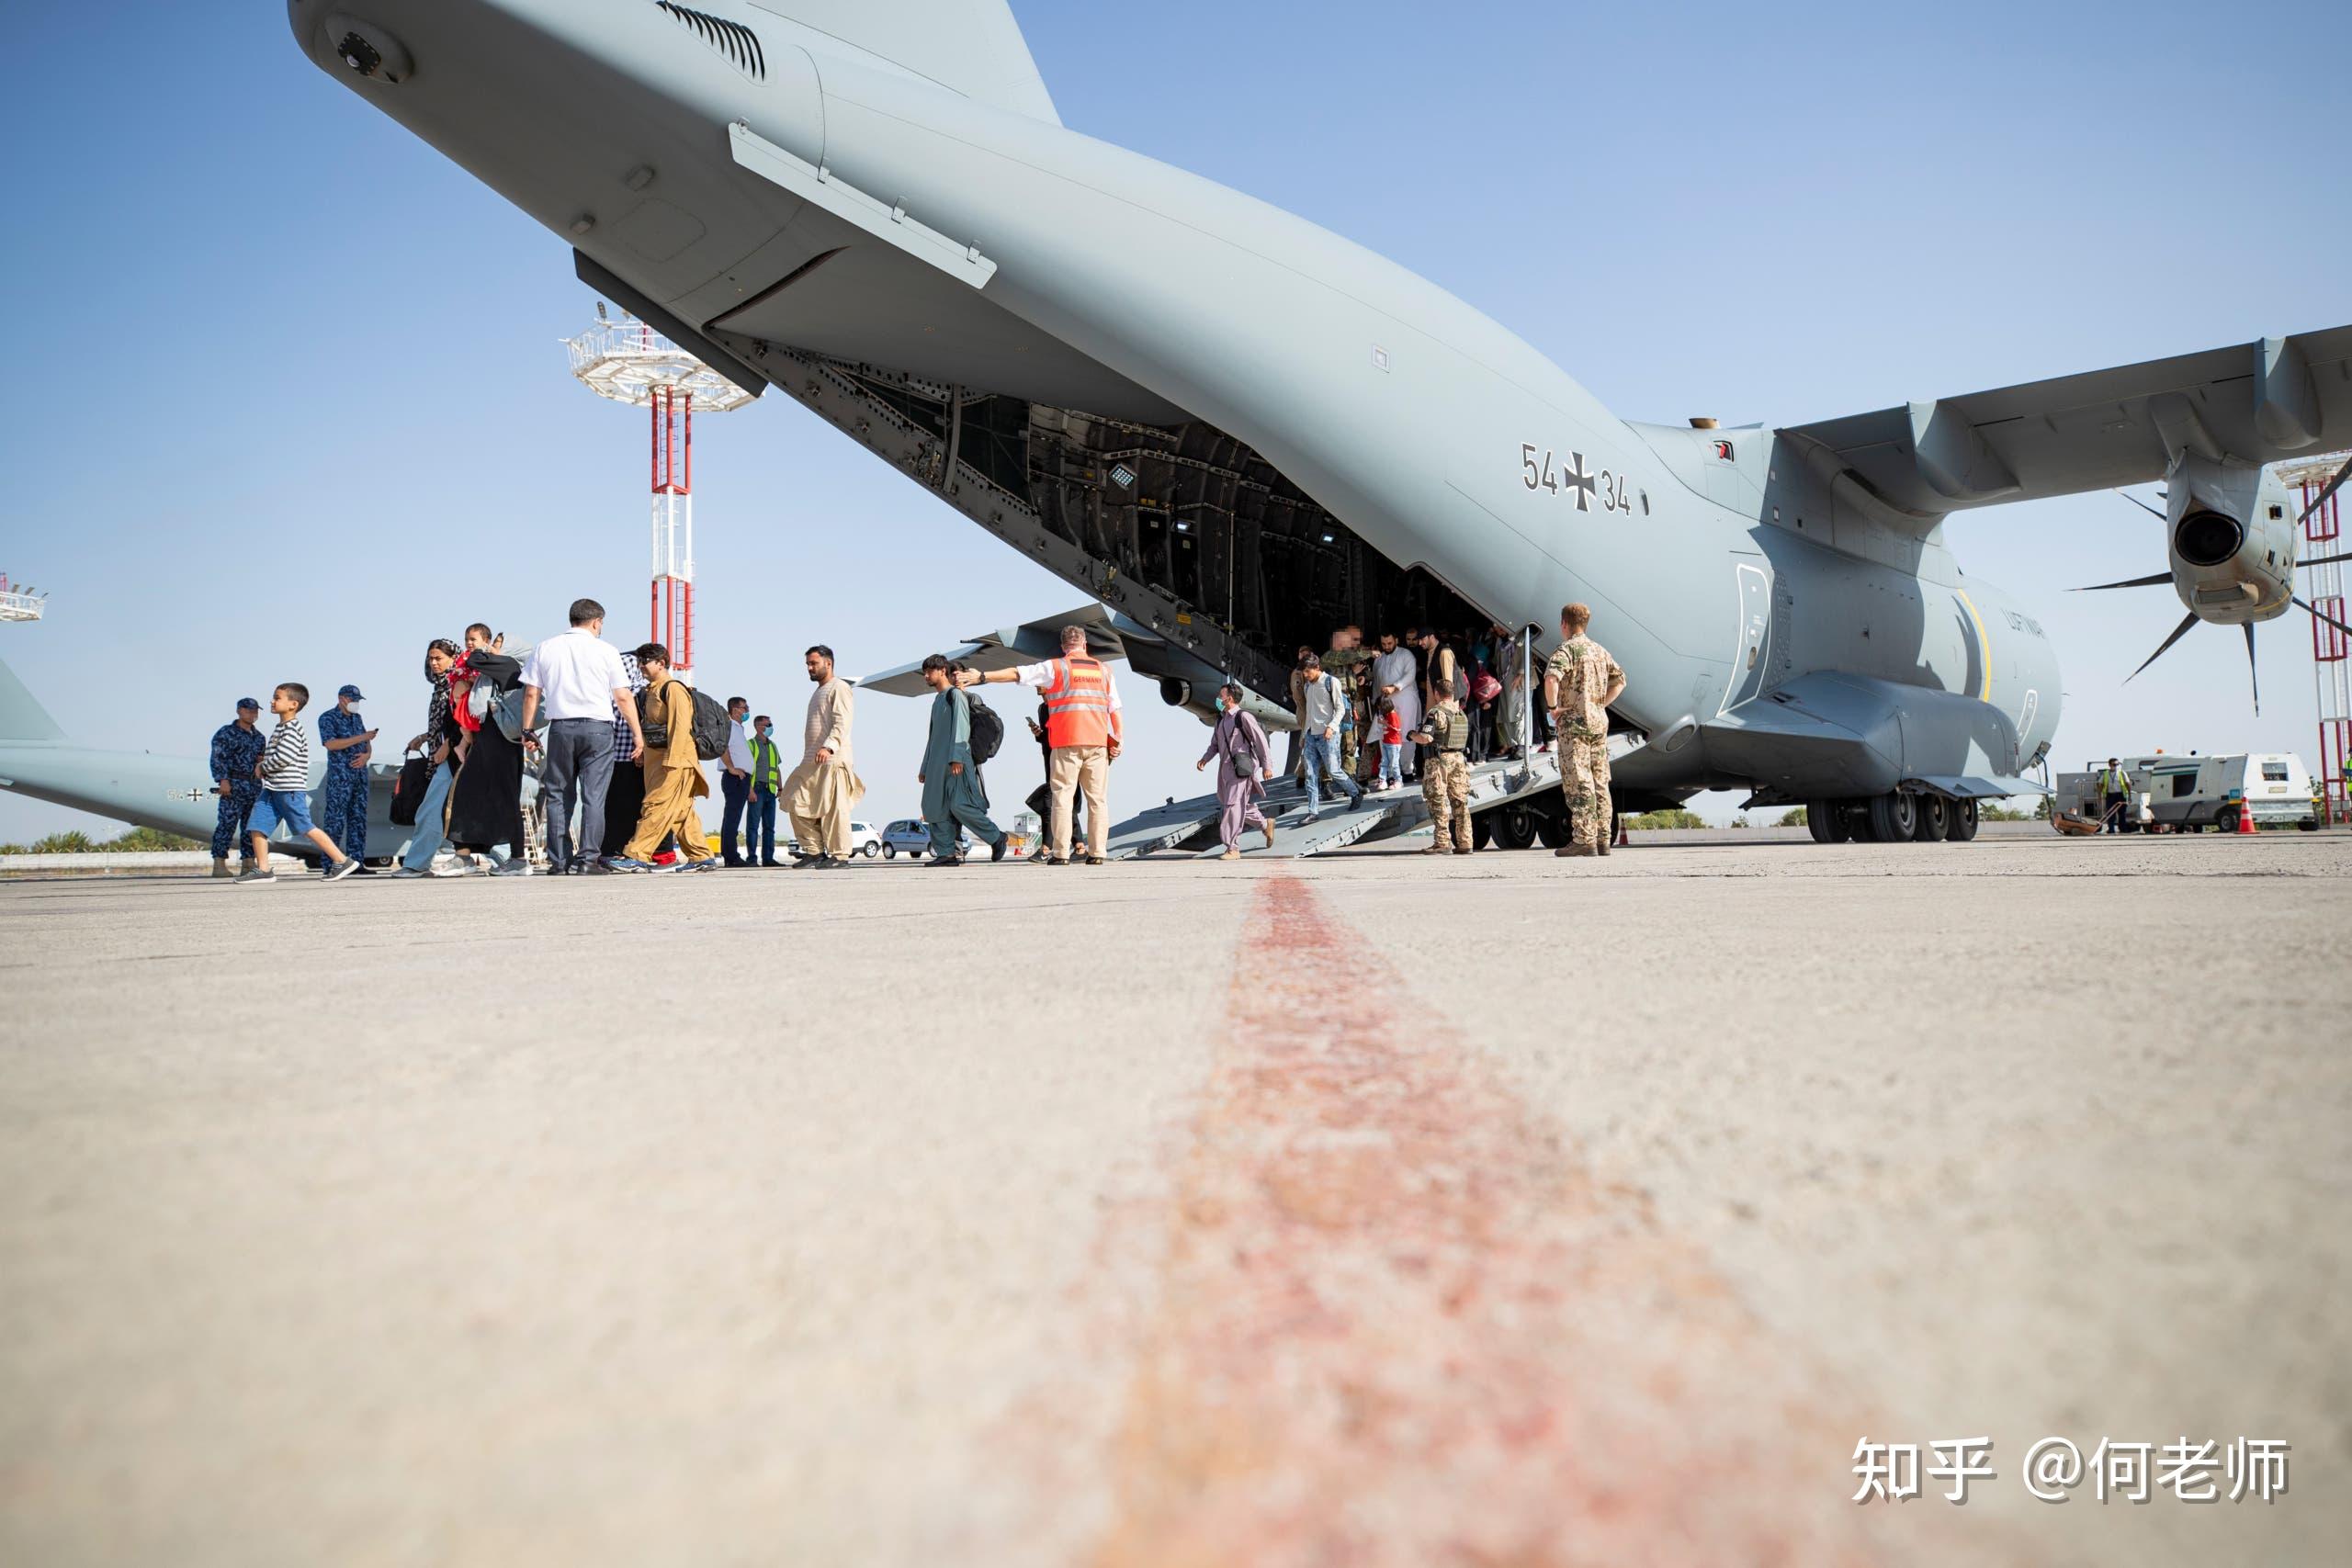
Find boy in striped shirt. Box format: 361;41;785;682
237;682;363;886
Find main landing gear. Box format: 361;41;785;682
1806;793;1978;843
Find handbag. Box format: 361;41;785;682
390;749;432;827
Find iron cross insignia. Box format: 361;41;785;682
1562;451;1597;511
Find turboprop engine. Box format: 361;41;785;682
2079;448;2352;709
2163;454;2292;626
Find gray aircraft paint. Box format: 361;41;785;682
256;4;2348;815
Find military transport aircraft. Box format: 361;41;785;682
259;1;2342;850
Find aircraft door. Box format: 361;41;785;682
1719;559;1771;714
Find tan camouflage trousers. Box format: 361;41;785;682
1559;734;1611;849
1423;750;1472;852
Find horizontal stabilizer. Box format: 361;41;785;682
0;654;65;743
1781;325;2352;520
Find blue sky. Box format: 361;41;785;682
3;0;2347;841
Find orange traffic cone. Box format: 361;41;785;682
2236;796;2256;835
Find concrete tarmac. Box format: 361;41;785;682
2;833;2345;1566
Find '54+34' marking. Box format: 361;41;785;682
1521;443;1628;513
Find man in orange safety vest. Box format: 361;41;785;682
961;624;1122;864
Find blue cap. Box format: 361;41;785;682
338;684;366;701
236;696;260;711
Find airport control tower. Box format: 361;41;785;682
564;310;754;681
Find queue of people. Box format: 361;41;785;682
206;596;1623;879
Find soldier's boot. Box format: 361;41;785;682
1555;843;1599;858
211;857;233;879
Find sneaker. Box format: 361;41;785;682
232;867;277;885
584;860;616;874
990;838;1009;863
325;857;362;881
351;864;379;876
494;860;534;876
390;865;429;879
927;856;964;868
690;859;720;872
605;858;654;874
815;855;846;869
430;857;471;878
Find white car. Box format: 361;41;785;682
783;820;883;859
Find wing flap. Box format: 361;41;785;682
1781;325;2352;516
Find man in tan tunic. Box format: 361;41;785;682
618;642;713;870
1542;602;1626;859
787;643;865;868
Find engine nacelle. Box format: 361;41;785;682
2166;452;2295;626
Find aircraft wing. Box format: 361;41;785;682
1779;324;2352;517
857;604;1130;697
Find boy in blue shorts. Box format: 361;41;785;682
237;682;363;886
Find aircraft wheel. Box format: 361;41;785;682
1533;807;1572;850
1945;797;1980;841
1491;803;1539;851
1867;791;1918;842
1805;798;1849;843
1474;814;1494;850
1915;794;1951;841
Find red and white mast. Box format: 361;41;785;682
565;308;752;682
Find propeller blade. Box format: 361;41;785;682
2074;572;2174;592
2114;489;2166;520
2297;594;2352;642
2244;621;2258;715
2294;452;2352;527
2125;611;2201;683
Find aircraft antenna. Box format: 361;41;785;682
2278;449;2352;825
0;573;46;624
563;316;755;682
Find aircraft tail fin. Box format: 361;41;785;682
0;653;65;743
754;0;1059;124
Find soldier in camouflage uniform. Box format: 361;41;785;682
208;696;267;877
1321;625;1375;780
1413;690;1475;854
1543;602;1626;858
317;684;379;870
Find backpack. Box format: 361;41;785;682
638;680;731;761
965;694;1004;764
488;686;537;744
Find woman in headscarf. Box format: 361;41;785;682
392;638;464;876
444;639;529;875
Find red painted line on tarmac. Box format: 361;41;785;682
1089;871;1951;1568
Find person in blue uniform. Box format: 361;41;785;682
317;683;379;872
209;696;266;878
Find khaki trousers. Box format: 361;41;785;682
626;758;711;863
1048;745;1110;861
787;760;860;857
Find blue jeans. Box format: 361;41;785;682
539;717;614;871
400;761;456;870
1378;740;1403;788
720;770;750;863
750;786;779;863
1303;733;1360;813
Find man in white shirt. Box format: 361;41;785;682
519;597;644;874
719;695;754;866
